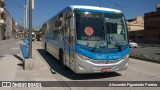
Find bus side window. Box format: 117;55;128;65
70;29;74;47
65;20;70;42
64;11;75;47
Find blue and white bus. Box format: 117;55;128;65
41;5;129;73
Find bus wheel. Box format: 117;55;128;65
59;50;67;69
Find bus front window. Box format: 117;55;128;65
75;11;105;48
75;11;128;50
104;14;128;48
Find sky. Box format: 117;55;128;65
4;0;160;29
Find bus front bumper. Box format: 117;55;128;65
74;54;129;74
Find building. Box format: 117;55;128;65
0;0;6;40
12;19;19;37
127;16;144;31
127;16;144;43
144;4;160;44
0;0;19;40
5;10;12;39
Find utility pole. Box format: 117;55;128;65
25;0;27;38
28;0;32;58
19;1;27;38
115;4;129;13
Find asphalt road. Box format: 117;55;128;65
130;46;160;61
34;41;160;90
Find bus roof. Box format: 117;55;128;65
69;5;122;13
42;5;122;25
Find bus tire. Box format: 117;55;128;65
59;50;67;69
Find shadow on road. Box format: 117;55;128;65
13;55;24;69
155;53;160;55
37;49;121;80
13;55;24;62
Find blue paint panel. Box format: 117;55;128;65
75;44;129;60
23;38;29;45
20;45;28;58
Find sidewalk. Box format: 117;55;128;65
0;39;65;90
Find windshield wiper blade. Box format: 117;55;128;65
111;34;122;52
91;40;107;52
91;40;101;52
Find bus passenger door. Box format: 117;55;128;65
64;24;70;68
64;13;75;70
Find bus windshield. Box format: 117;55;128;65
75;10;128;49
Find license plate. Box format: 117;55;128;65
101;68;111;72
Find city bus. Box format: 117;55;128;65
31;32;36;41
26;32;36;41
41;5;129;73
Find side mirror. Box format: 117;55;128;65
118;45;122;52
115;43;122;52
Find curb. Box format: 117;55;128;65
129;55;160;64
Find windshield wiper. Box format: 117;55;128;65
110;34;122;52
105;23;122;52
91;21;106;52
91;40;101;52
91;40;106;52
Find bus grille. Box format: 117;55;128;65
92;60;120;64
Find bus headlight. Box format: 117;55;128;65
76;53;91;61
118;54;129;60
